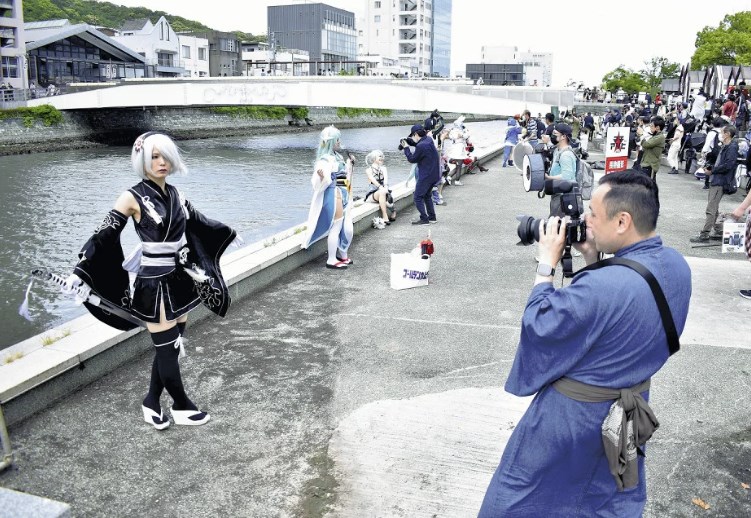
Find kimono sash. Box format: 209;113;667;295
552;376;659;491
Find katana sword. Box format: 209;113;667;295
30;268;145;328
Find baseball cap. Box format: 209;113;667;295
553;123;572;141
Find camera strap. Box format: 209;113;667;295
576;258;680;356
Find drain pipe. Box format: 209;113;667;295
0;405;13;472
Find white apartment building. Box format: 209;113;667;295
362;0;435;77
481;45;553;87
0;0;26;89
178;34;209;77
112;17;185;77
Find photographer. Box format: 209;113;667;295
479;170;692;517
638;115;666;180
546;123;577;217
401;124;440;225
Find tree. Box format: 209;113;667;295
601;66;648;94
640;57;680;95
691;11;751;69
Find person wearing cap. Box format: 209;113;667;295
401;124;440;225
546;123;578;217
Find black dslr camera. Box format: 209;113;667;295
516;179;587;277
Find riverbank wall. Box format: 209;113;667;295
0;107;490;155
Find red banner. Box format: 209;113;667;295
605;157;628;174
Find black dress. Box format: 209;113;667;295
74;179;236;329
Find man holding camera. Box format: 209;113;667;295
637;116;666;180
690;125;739;243
479;171;692;517
401;124;440;225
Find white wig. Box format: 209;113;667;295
365;149;384;166
131;132;188;179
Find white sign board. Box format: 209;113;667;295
605;126;629;173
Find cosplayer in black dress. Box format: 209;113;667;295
68;132;236;430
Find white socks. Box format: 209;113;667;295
327;217;344;265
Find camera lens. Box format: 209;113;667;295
516;215;542;245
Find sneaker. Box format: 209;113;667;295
702;184;709;189
428;218;437;224
689;235;710;243
412;219;429;225
709;234;723;241
740;290;751;299
454;180;463;186
668;168;678;174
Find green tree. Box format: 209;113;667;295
691;11;751;68
601;66;648;94
639;57;680;95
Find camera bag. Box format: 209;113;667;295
577;258;679;356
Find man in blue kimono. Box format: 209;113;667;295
479;171;692;517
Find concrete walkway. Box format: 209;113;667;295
2;149;751;517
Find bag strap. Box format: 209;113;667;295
576;257;680;356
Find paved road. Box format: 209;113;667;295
2;150;751;517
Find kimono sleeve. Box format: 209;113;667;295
311;158;335;192
184;200;236;318
504;276;596;396
73;209;136;331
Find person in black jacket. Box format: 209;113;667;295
690;125;740;243
401;124;441;225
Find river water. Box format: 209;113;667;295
0;119;504;350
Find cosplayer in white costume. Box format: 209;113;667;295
302;126;355;269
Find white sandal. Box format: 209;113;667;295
142;405;170;431
171;407;211;426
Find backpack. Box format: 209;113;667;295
564;149;594;200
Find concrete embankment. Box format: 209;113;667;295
0;107;487;155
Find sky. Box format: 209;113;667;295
95;0;750;86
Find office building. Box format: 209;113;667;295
481;45;553;86
268;3;356;76
465;63;524;86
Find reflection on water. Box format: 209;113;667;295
0;120;504;349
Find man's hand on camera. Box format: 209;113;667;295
572;224;599;265
399;139;408;150
536;216;566;268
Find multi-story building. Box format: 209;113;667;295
362;0;451;77
481;46;553;87
178;34;210;77
240;41;310;76
188;30;241;77
465;63;524;86
112;17;185;77
0;0;27;89
267;3;356;76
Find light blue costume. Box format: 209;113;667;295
479;237;691;517
302;127;353;263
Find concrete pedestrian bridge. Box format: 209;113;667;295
27;77;574;116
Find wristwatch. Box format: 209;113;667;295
536;263;555;277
